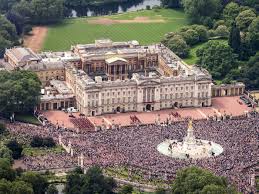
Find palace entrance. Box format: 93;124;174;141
116;107;121;113
146;104;152;111
174;102;179;108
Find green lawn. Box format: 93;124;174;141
15;114;41;125
43;9;189;51
23;146;64;157
256;177;259;191
184;39;228;65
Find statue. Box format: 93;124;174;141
188;119;193;129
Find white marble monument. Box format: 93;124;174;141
157;120;223;159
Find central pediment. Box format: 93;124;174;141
138;80;160;86
105;57;128;64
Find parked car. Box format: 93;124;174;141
67;107;78;113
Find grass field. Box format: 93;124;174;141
15;114;41;125
43;9;189;51
23;146;64;157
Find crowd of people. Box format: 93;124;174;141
6;111;259;193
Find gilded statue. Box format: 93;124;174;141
188;119;193;129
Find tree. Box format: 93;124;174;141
0;15;18;57
46;184;59;194
0;158;16;181
0;15;18;42
65;173;82;194
229;24;241;53
167;35;190;58
0;122;6;134
236;9;256;31
155;188;166;194
215;25;229;38
182;0;221;25
65;166;116;194
0;146;13;162
6;140;23;159
42;137;56;147
208;29;216;38
23;25;32;35
182;29;200;45
0;35;12;58
240;0;259;12
214;20;226;29
247;17;259;51
31;0;64;24
30;136;56;148
0;0;18;13
161;0;182;8
172;167;238;194
118;184;133;194
239;52;259;89
239;40;255;60
0;71;41;115
81;166;116;194
196;40;237;79
223;2;240;26
11;0;33;19
201;184;230;194
30;136;44;147
0;179;12;194
11;180;34;194
6;10;26;36
21;172;48;194
191;25;208;42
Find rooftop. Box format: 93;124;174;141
105;57;128;64
23;60;65;71
6;47;40;64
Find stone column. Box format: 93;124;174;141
58;134;62;145
68;140;71;153
70;148;74;157
82;62;84;71
80;153;84;168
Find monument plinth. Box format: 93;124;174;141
157;120;223;159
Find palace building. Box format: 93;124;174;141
3;39;245;116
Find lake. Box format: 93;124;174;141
69;0;161;17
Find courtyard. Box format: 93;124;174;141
43;96;251;130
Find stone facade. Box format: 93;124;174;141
4;40;246;116
66;66;212;116
64;40;212;116
211;83;245;97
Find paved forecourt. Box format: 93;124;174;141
43;96;251;130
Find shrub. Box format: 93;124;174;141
30;136;56;148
